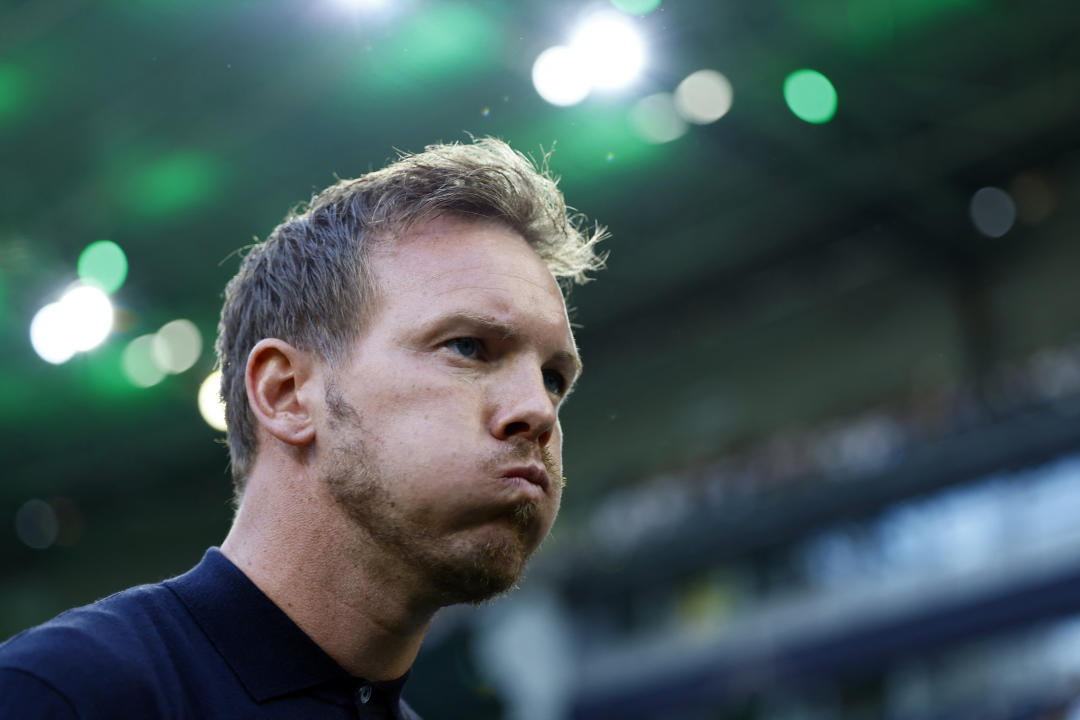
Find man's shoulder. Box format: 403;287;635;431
1;579;183;666
0;579;194;716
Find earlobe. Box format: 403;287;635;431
245;339;317;447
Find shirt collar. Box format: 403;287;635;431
165;547;410;708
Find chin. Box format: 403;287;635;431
428;526;535;605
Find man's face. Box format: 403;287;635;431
318;214;579;606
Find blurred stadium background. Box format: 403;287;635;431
4;0;1080;717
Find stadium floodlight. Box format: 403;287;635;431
29;284;114;364
532;46;591;107
198;370;227;431
569;11;646;91
533;10;647;106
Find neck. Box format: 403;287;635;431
221;457;434;681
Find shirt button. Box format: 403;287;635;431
357;684;372;704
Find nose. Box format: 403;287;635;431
489;362;558;446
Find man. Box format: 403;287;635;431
0;138;606;718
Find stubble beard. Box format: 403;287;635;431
323;387;542;607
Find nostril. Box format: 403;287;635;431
503;421;530;438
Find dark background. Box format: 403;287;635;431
4;1;1080;718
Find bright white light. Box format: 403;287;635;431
60;285;113;352
153;319;202;374
198;370;227;432
630;93;688;144
321;0;397;24
29;284;113;364
675;69;734;124
533;11;648;106
532;46;591;107
30;303;76;364
569;12;646;90
334;0;386;9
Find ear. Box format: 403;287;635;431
245;338;318;447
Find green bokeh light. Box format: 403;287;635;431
126;152;222;217
610;0;662;14
78;240;128;294
0;63;28;122
783;69;838;124
360;4;501;90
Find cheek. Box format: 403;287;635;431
373;371;484;432
548;423;565;465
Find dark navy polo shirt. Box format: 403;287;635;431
0;548;422;719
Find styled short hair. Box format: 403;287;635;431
216;137;607;495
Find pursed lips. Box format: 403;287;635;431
498;464;550;492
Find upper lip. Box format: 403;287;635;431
500;464;550;491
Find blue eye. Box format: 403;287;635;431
543;369;566;396
448;337;480;358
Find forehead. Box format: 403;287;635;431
368;214;575;342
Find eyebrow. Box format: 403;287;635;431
440;310;584;381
